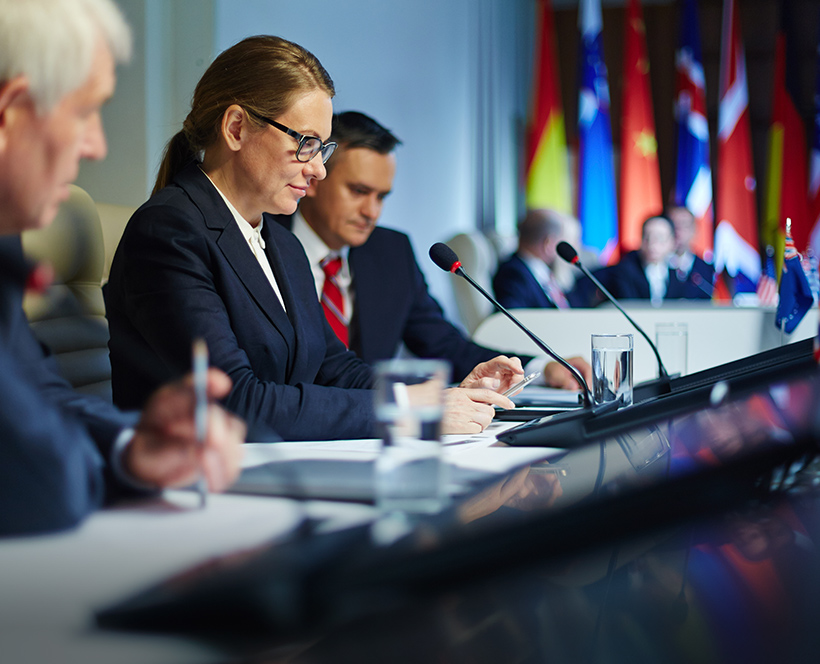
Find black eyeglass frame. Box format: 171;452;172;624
247;110;337;164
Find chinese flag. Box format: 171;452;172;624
619;0;662;254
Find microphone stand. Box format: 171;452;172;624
430;242;622;448
558;243;673;399
451;265;594;408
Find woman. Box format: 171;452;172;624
105;35;521;441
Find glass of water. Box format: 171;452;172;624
373;358;450;514
591;333;633;407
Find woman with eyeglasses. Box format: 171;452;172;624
105;35;523;441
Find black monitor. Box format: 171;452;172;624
498;339;817;447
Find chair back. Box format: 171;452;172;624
21;185;112;400
444;232;499;334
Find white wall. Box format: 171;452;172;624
76;0;535;326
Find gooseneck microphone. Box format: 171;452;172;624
556;241;670;385
429;242;592;407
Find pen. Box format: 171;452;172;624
192;337;209;508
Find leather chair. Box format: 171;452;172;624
21;185;112;400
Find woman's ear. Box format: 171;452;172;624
220;104;249;152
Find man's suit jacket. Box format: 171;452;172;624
493;252;584;310
274;216;520;382
493;253;556;310
105;163;375;441
671;254;715;299
571;250;713;306
0;236;138;536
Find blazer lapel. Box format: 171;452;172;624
176;165;296;353
260;221;303;377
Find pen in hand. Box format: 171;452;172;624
192;337;209;508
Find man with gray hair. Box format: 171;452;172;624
493;208;583;310
0;0;245;536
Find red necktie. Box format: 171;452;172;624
320;255;349;346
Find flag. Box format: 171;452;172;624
577;0;618;265
776;221;813;333
808;24;820;261
762;15;810;270
714;0;760;295
525;0;571;213
619;0;662;254
756;246;778;307
673;0;714;260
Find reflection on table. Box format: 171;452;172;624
3;374;820;664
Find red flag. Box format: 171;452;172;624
619;0;662;254
763;31;810;255
525;0;571;213
714;0;760;294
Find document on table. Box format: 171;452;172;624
233;427;563;503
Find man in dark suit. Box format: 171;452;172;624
277;111;590;389
572;213;712;306
0;0;245;537
666;205;716;299
493;208;585;310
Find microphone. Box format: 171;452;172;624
429;242;592;407
556;241;672;395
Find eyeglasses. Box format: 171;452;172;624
248;110;337;164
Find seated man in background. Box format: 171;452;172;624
493;208;585;310
0;0;245;537
276;111;590;390
572;214;678;307
666;205;715;299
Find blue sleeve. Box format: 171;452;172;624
0;343;105;536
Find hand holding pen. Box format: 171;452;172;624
122;344;246;497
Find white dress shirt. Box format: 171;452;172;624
291;211;353;316
519;252;568;307
669;251;695;277
201;169;286;312
644;261;669;306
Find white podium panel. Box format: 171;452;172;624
472;303;818;384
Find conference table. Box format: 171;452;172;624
3;366;820;663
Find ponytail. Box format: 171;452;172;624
152;130;196;195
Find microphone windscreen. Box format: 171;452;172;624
556;241;578;264
429;242;459;272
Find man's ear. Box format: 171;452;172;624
0;76;32;150
220;104;249;152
